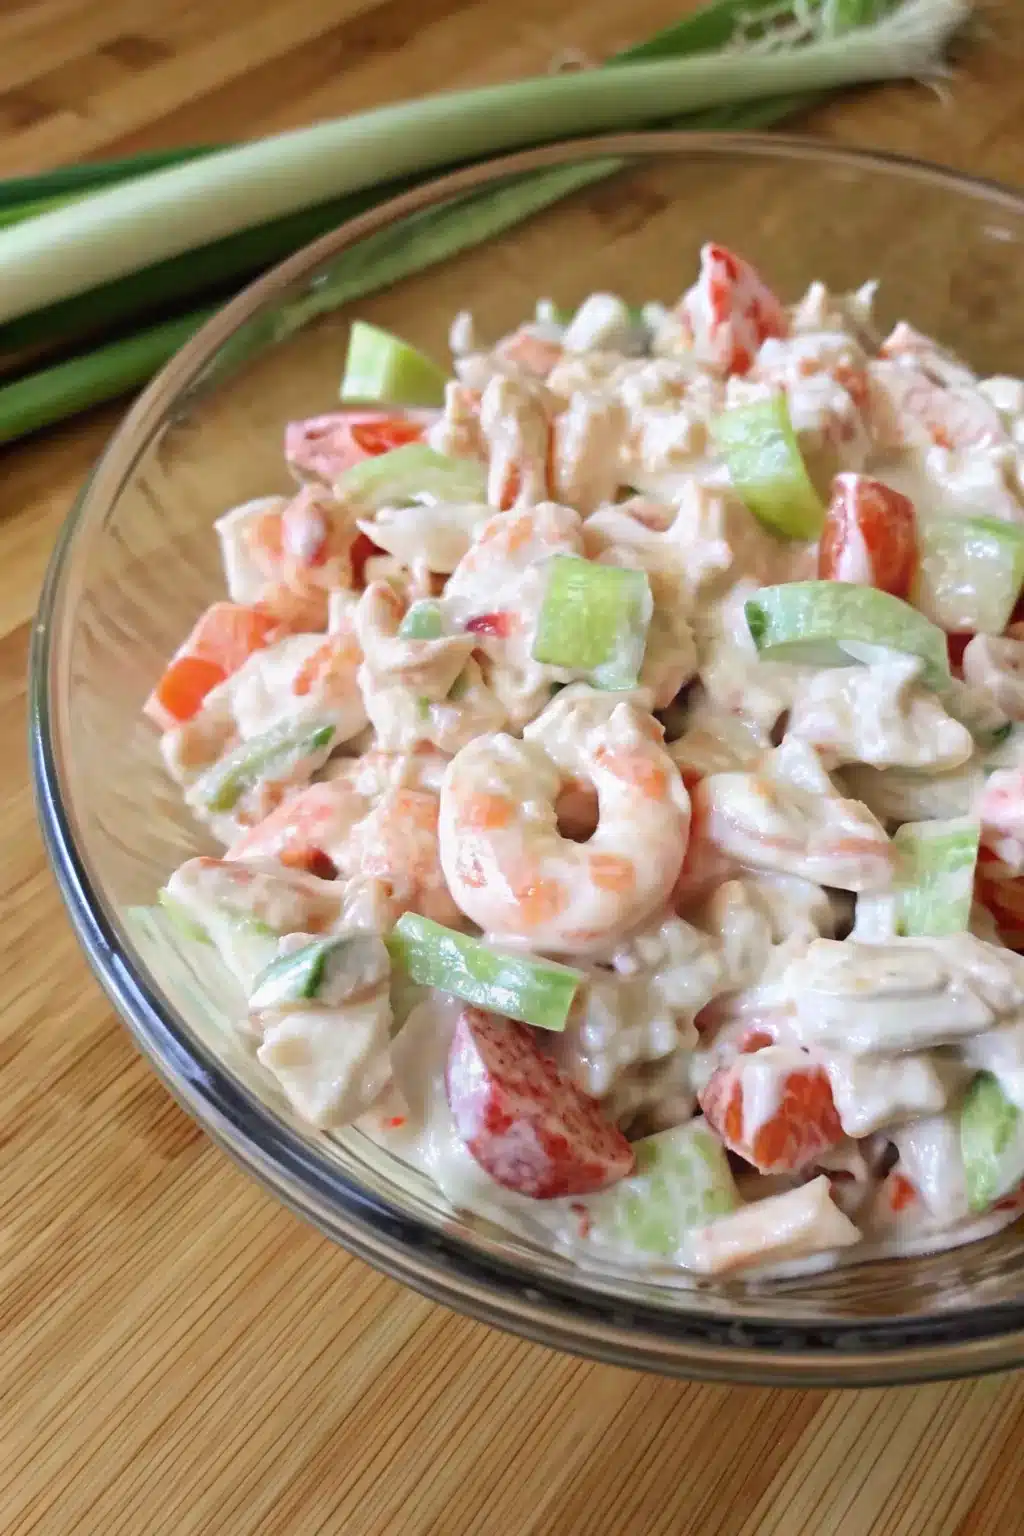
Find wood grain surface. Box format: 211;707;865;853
5;3;1024;1533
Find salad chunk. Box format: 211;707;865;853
146;243;1024;1276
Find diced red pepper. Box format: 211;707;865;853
446;1009;634;1199
466;611;514;639
818;474;916;598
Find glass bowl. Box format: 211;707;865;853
31;133;1024;1387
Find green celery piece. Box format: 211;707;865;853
0;145;221;210
249;934;389;1011
583;1120;739;1256
387;912;583;1031
894;816;980;937
197;720;336;814
340;320;447;407
913;517;1024;636
711;394;824;539
157;888;212;945
532;555;653;690
961;1073;1024;1213
399;600;445;639
745;581;951;694
335;443;486;507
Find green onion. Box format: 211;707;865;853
0;1;967;442
0;145;220;210
0;1;968;326
0;192;82;231
0;184;414;355
0;309;216;445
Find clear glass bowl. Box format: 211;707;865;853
31;133;1024;1386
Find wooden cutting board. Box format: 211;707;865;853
4;3;1024;1532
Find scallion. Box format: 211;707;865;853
0;0;968;327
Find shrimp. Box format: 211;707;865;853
866;359;1007;455
439;690;690;955
346;783;464;928
443;502;585;728
215;484;359;629
444;501;583;618
227;780;367;875
229;746;460;927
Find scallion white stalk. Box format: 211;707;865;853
0;0;968;325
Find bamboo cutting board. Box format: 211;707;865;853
4;3;1024;1533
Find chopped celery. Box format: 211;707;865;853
582;1120;739;1256
961;1073;1024;1213
334;443;486;508
711;394;824;539
387;912;583;1031
157;883;280;990
399;599;445;639
745;581;950;693
894;816;979;937
197;720;336;813
157;888;212;944
531;555;652;690
249;934;390;1012
339;320;447;407
912;517;1024;635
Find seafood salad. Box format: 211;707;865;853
149;243;1024;1278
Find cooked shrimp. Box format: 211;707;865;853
444;501;583;619
216;484;358;628
229;745;459;926
347;783;463;928
227;780;366;875
439;691;690;955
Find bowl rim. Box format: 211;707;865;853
30;128;1024;1386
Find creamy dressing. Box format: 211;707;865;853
151;253;1024;1280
